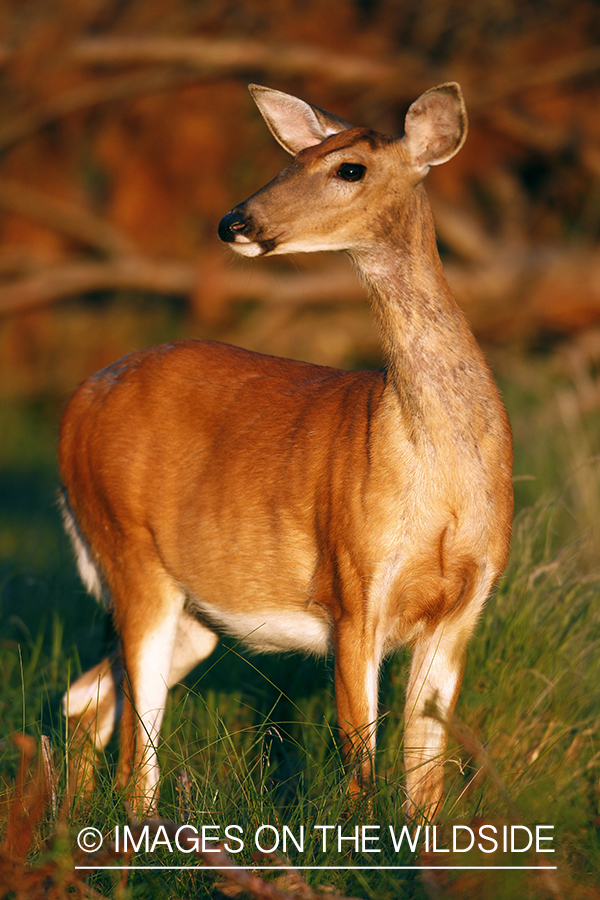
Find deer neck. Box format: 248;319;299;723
350;186;498;448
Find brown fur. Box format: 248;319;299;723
60;83;513;820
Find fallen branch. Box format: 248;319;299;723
2;241;600;346
0;67;200;151
69;36;600;115
473;43;600;105
446;246;600;341
0;178;137;257
0;256;198;315
72;35;407;88
0;34;596;157
0;254;366;317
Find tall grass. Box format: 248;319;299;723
1;350;599;898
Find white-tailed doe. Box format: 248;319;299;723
60;83;513;820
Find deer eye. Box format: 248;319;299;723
337;163;366;182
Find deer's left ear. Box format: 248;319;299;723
403;83;468;176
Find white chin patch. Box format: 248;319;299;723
230;240;265;258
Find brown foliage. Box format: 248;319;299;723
1;0;600;395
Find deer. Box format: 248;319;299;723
59;82;513;822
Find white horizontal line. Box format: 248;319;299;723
76;865;558;871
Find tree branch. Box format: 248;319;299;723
71;35;405;87
0;67;199;151
0;178;137;257
0;256;197;315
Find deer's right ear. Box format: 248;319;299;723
249;85;353;155
403;82;468;178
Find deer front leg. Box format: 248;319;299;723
333;617;381;796
404;618;472;821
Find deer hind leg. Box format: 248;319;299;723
123;610;219;814
403;615;476;822
63;654;124;804
114;571;221;815
65;576;219;813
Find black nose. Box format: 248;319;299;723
218;210;249;243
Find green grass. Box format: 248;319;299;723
1;349;600;898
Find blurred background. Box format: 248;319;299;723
1;6;600;890
1;0;600;392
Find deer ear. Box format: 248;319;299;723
249;85;353;156
403;83;468;176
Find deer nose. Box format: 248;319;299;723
218;210;250;243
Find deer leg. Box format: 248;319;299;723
115;575;223;814
333;618;381;796
167;613;220;687
404;618;473;821
63;654;123;803
64;612;219;810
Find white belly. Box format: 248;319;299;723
190;598;332;656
